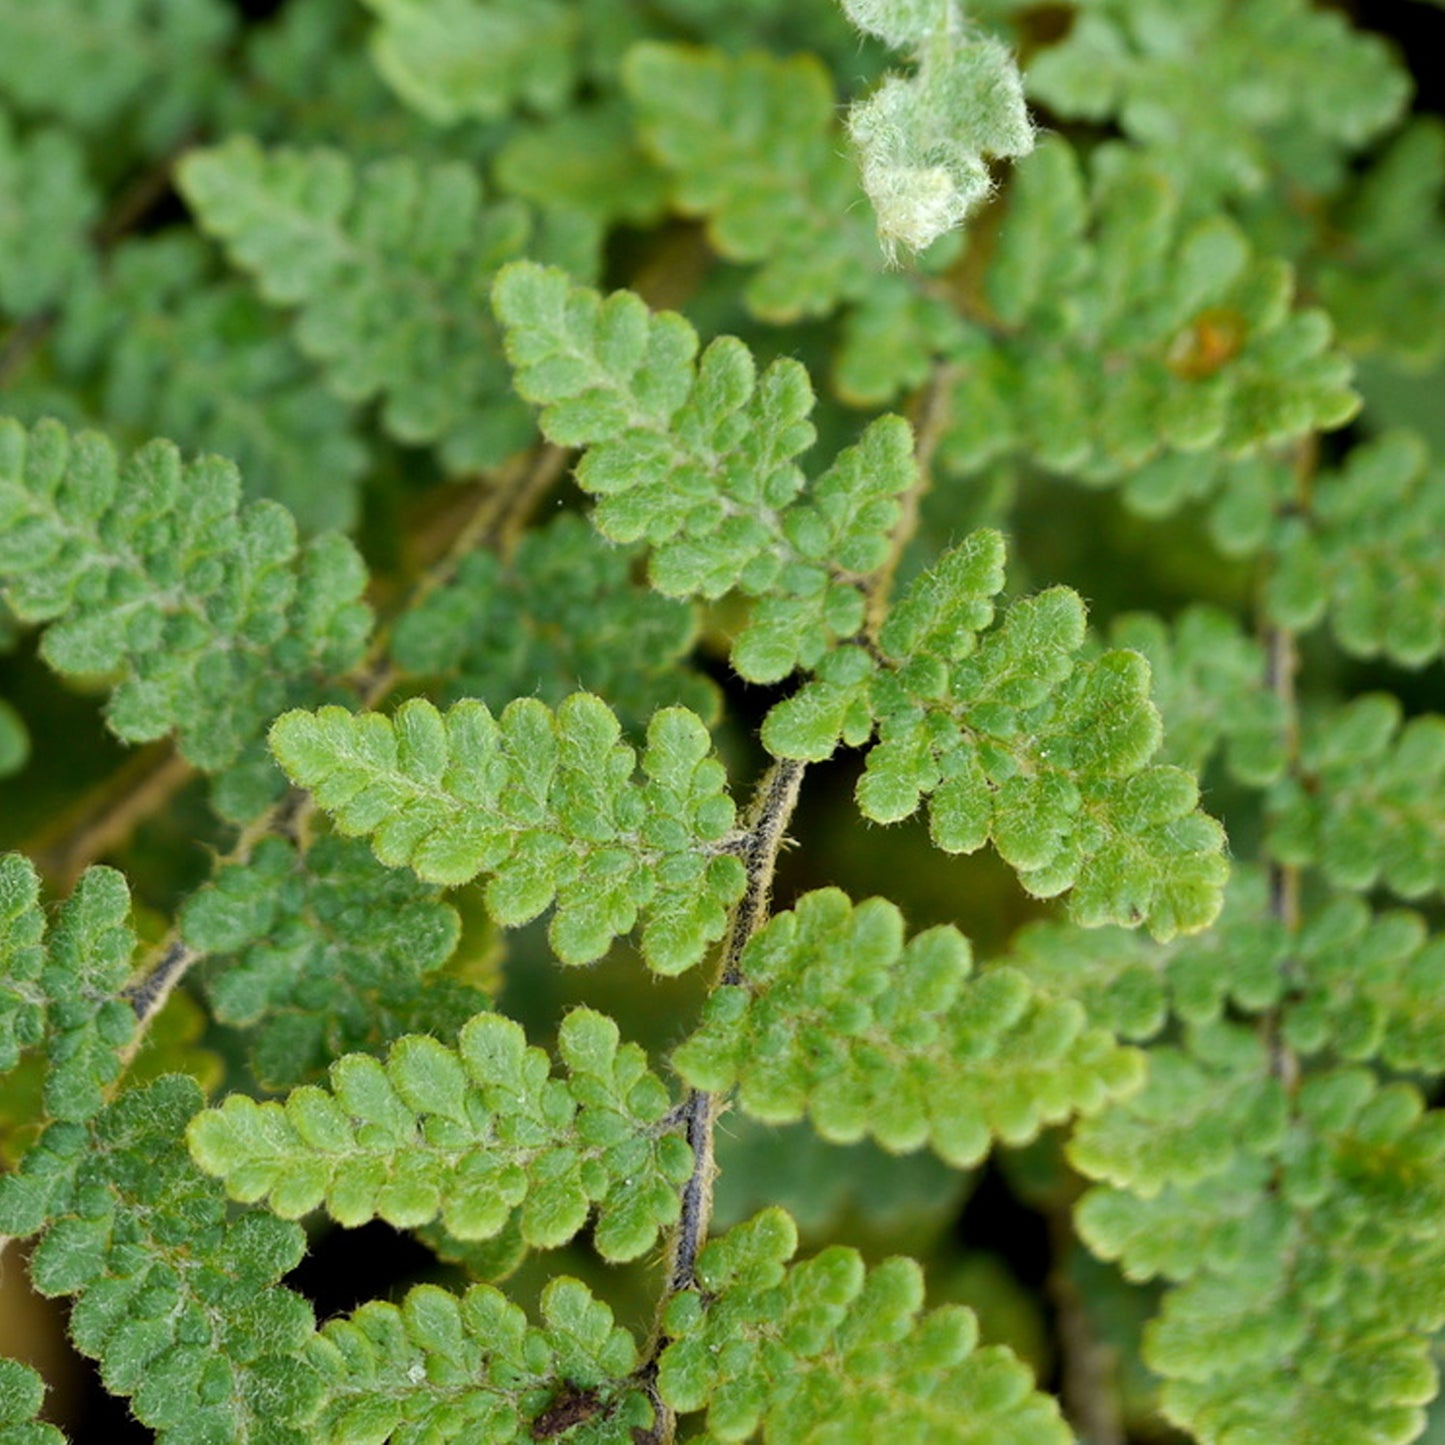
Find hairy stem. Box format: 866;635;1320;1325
635;755;807;1443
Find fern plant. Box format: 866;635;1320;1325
1;1;1443;1442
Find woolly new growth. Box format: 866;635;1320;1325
839;0;1034;260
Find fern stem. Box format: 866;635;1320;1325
638;754;806;1441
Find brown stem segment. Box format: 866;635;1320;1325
635;756;807;1443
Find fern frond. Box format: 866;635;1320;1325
188;1007;692;1261
1269;694;1445;899
767;531;1230;939
0;0;236;153
1266;432;1445;667
493;261;912;681
269;694;744;971
0;1077;322;1445
54;234;369;533
182;835;485;1091
0;854;135;1125
0;417;371;768
623;44;881;319
0;1359;65;1445
656;1206;1072;1442
1284;895;1445;1074
1312;117;1445;371
178;137;537;470
622;41;968;400
1073;1028;1445;1445
944;138;1358;483
1109;607;1289;785
358;0;580;126
1020;0;1408;198
0;112;98;320
674;887;1139;1166
305;1274;648;1443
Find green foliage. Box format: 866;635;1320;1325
0;0;236;154
1073;1030;1445;1445
0;1077;322;1445
183;834;485;1090
0;113;98;321
389;512;717;724
1266;431;1445;666
1269;695;1445;899
358;0;580;126
944;137;1359;484
1107;607;1289;785
622;42;966;398
1284;894;1445;1074
0;854;135;1126
675;888;1140;1164
1312;119;1445;371
656;1207;1072;1442
306;1275;649;1443
767;529;1229;939
1016;0;1409;198
0;1359;65;1445
493;261;908;681
269;694;744;971
52;234;369;533
623;44;883;320
3;2;1443;1440
188;1008;692;1262
0;417;371;768
178;137;537;470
